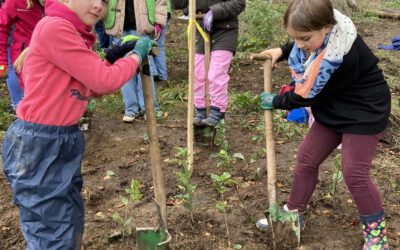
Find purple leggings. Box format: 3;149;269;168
287;121;383;216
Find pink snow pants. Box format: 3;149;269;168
194;50;233;112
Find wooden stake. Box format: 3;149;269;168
187;0;196;174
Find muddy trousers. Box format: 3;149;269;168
2;119;85;250
287;121;383;216
194;50;233;112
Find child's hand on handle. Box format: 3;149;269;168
132;37;153;64
260;48;283;69
105;35;139;64
0;64;8;77
260;92;276;110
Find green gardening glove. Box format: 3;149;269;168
260;92;276;110
132;37;153;63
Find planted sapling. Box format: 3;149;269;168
112;179;143;238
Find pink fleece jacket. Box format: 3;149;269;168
17;0;139;126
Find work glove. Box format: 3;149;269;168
132;37;153;63
105;35;140;64
260;92;276;110
202;10;213;32
154;23;162;41
0;64;8;77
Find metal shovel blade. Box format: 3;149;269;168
136;227;171;250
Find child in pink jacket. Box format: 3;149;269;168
1;0;152;248
0;0;45;90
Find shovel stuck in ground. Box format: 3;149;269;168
251;53;301;249
136;48;171;249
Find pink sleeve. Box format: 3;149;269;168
0;0;17;65
39;19;139;94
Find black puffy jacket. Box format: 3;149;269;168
171;0;245;53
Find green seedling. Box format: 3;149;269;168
324;153;343;201
212;150;245;170
112;179;143;238
215;120;229;151
211;172;237;247
171;147;197;218
215;200;228;213
211;172;235;195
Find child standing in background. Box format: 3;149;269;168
257;0;390;249
171;0;246;127
2;0;152;248
0;0;45;107
105;0;167;122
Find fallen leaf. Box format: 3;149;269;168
95;212;104;218
322;210;331;215
103;175;110;181
97;186;104;190
163;158;170;163
163;112;169;118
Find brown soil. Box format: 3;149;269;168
1;15;399;250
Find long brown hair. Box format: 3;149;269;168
284;0;337;32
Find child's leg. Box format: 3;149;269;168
194;53;206;109
287;121;342;212
341;133;388;249
2;120;85;249
121;74;141;116
341;133;383;215
6;47;23;109
208;50;233;112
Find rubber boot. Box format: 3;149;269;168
193;108;207;126
201;106;225;127
361;210;389;250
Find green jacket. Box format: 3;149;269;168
105;0;167;37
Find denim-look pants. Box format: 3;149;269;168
154;24;168;81
120;30;159;116
6;47;23;109
2;119;85;250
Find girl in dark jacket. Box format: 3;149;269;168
257;0;390;249
171;0;245;126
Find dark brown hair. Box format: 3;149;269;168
284;0;337;32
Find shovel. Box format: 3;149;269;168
136;47;171;249
251;53;301;249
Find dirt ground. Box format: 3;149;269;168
1;14;400;250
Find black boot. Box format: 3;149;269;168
201;106;224;127
193;108;206;126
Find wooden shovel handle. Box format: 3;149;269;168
250;53;277;207
140;56;167;228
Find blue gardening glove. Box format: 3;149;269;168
261;92;276;110
132;37;153;63
105;35;140;64
202;10;213;32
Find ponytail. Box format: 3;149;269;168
14;48;29;73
